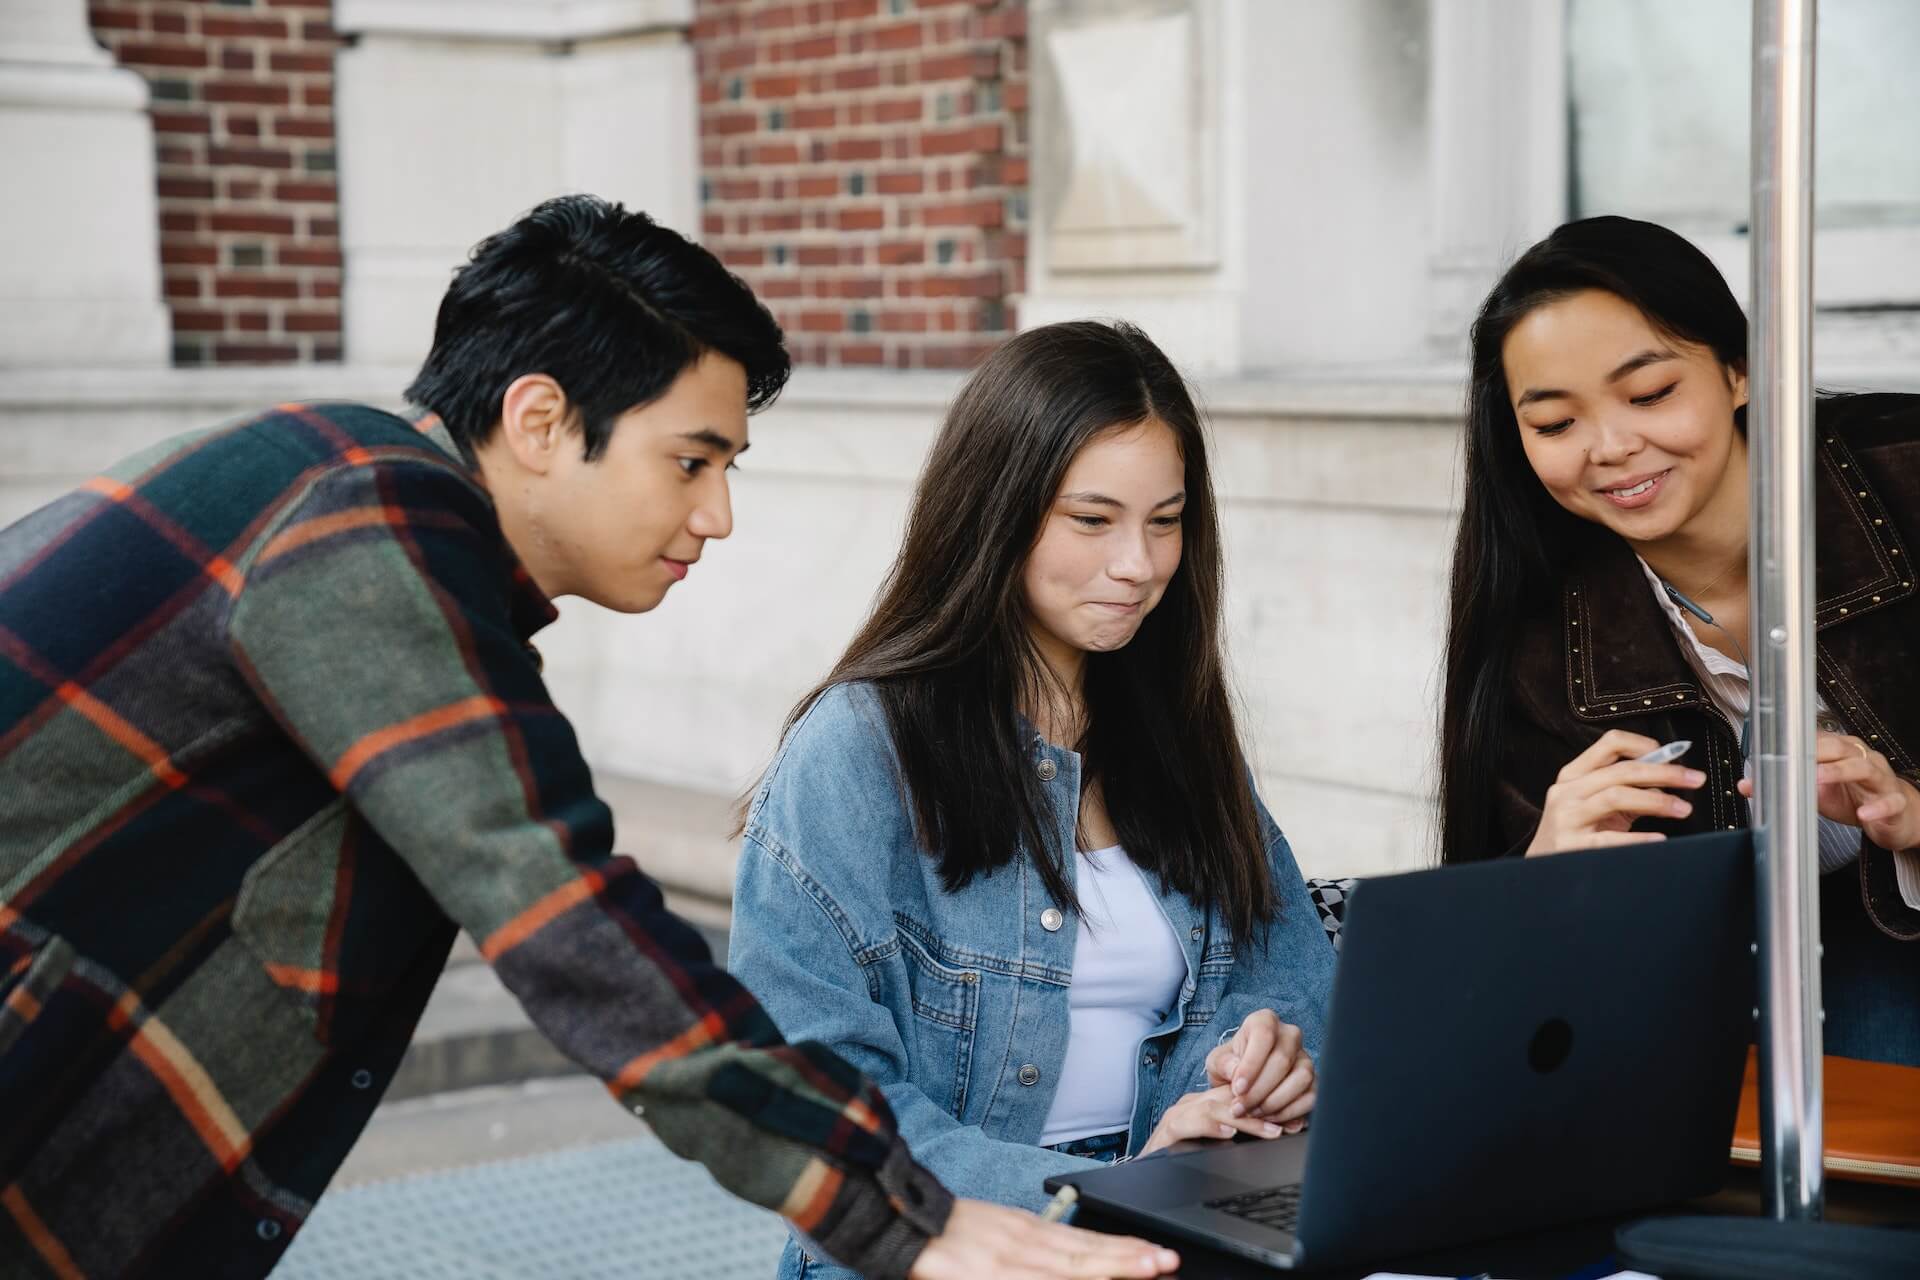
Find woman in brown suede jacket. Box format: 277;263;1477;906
1438;215;1920;1066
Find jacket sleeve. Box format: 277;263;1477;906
223;458;950;1278
729;698;1097;1214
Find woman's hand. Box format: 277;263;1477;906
1526;729;1705;856
1140;1084;1290;1158
1737;733;1920;853
1203;1009;1314;1134
909;1199;1180;1279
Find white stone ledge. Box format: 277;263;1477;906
335;0;693;43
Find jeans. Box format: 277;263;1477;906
1044;1129;1129;1164
1821;866;1920;1067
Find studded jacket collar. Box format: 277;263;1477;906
1496;392;1920;940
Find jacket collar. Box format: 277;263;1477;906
1561;416;1915;726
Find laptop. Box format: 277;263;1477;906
1045;831;1757;1271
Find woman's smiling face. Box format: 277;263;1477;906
1503;288;1749;547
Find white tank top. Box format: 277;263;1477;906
1038;845;1190;1146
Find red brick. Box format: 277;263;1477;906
303;84;332;109
789;104;838;129
752;3;801;30
720;246;766;268
759;278;805;299
209;145;294;169
873;97;924;125
279;246;344;268
173;310;227;333
215;343;300;363
833;0;881;18
752;73;804;98
200;16;289;39
921;123;1000;156
878;310;931;333
922;199;1003;227
225;179;263;200
832;65;882;91
754;142;802;165
796;245;841;267
917;50;1000;82
839;343;886;365
220;48;255;72
89;7;142;33
156;144;197;166
272;115;333;139
832;137;884;162
709;111;758;136
715;177;763;200
157;176;215;200
236;312;271;333
795;175;839;199
215;276;301;299
1004;81;1029;111
835;207;885;231
302;21;336;41
270;51;335;75
875;170;925;195
873;22;923;51
311;280;342;299
205;81;291;106
795;309;845;333
786;33;839;61
118;42;209;69
921;272;1000;298
159;210;200;234
307;217;340;238
273;180;338;203
161;243;219;266
226;114;262;138
877;240;925;264
210;211;298;236
163;274;203;300
283;310;343;333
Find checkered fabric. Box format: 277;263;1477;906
1306;878;1360;951
0;404;949;1279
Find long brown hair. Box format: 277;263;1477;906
759;320;1274;941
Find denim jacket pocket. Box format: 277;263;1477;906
894;920;981;1120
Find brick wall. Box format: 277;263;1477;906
89;0;343;366
693;0;1029;369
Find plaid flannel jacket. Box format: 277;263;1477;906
0;403;951;1279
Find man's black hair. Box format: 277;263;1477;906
405;194;790;463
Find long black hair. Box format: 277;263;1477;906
1439;216;1749;864
767;321;1274;941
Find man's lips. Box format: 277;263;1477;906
1595;469;1670;509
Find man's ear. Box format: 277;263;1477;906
494;374;573;476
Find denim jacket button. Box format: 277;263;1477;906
1018;1063;1041;1086
1035;758;1058;781
1040;908;1064;932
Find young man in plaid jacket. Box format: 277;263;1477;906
0;196;1179;1280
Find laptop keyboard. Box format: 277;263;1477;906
1204;1184;1302;1234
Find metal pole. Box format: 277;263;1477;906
1749;0;1824;1222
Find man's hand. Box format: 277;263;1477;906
909;1199;1180;1279
1204;1009;1315;1133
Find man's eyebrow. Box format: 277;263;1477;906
1058;490;1185;508
679;428;749;456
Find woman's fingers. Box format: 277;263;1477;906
1229;1015;1278;1098
1557;729;1664;783
1256;1054;1315;1120
1572;783;1692;828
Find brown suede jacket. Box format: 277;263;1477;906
1495;391;1920;941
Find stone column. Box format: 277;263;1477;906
1022;0;1434;376
1423;0;1567;358
332;0;700;367
0;0;168;367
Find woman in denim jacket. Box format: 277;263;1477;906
730;321;1337;1278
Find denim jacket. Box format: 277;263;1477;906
730;682;1337;1277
